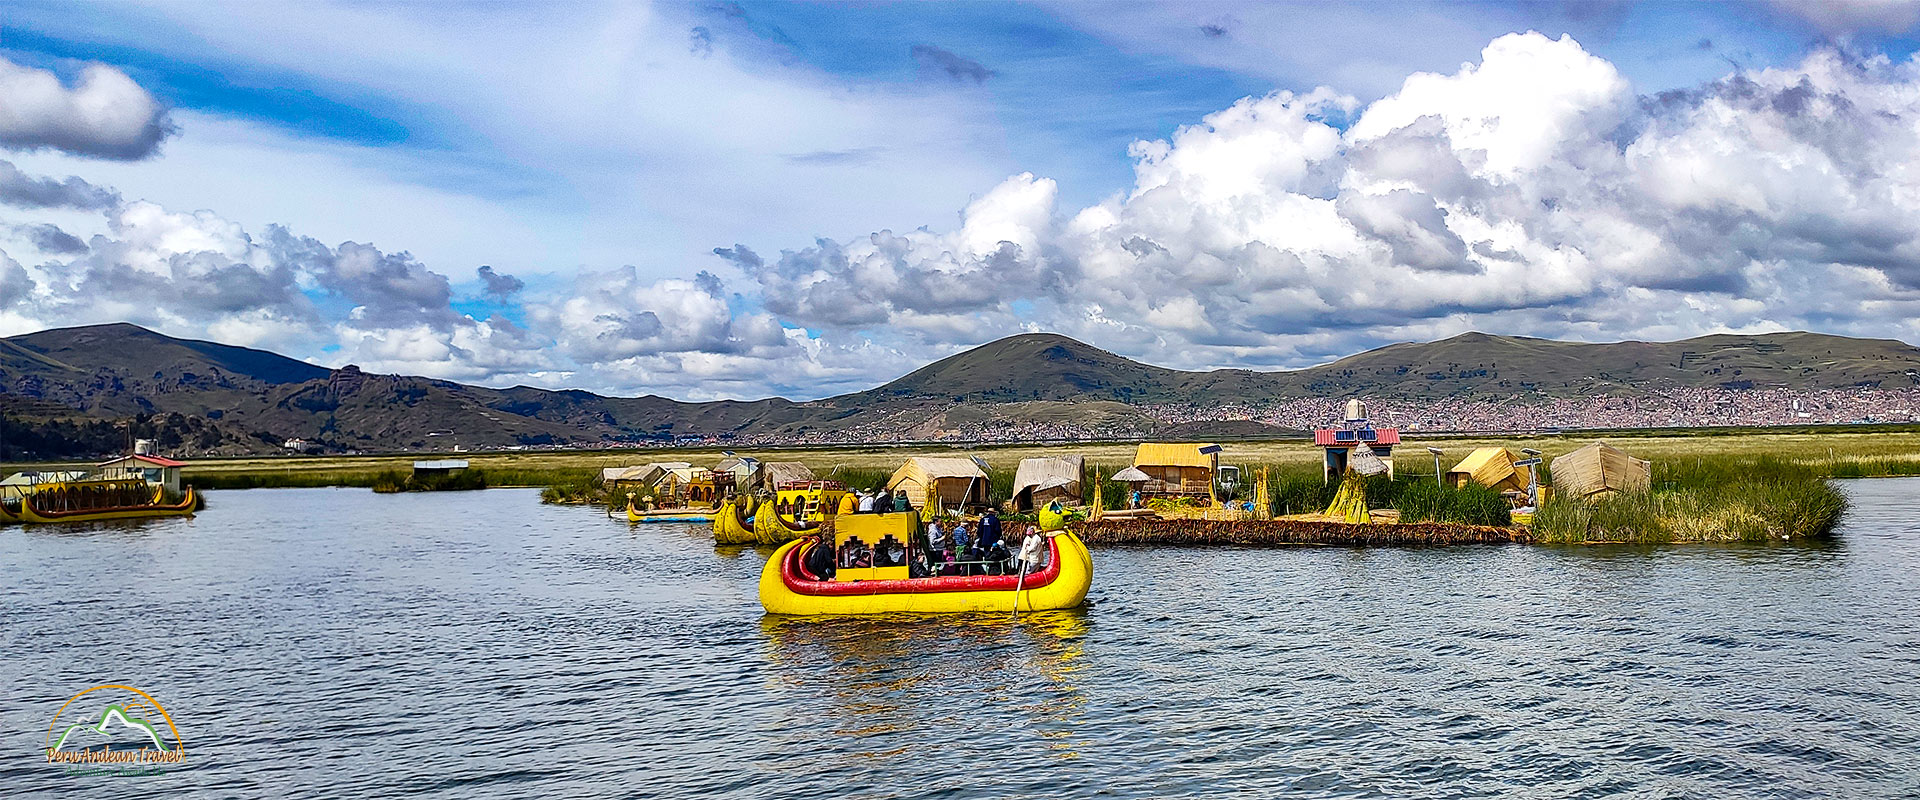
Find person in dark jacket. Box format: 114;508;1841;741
977;509;1003;551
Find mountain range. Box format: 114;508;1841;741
2;322;1918;458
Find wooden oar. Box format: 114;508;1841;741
1011;560;1028;616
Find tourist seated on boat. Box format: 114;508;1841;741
805;531;835;579
837;491;857;516
857;491;874;513
982;540;1010;576
978;509;1002;550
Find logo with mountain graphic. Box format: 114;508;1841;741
44;685;185;776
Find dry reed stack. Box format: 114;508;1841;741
1077;518;1528;546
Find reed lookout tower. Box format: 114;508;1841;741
1313;398;1400;483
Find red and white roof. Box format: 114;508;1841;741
98;453;187;468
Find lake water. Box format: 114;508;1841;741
3;480;1918;798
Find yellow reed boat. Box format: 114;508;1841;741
759;512;1094;615
18;485;198;524
712;495;759;544
625;497;716;523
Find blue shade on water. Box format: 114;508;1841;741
3;480;1918;798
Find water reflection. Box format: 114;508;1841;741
761;610;1091;759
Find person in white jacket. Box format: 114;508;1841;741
1016;525;1048;573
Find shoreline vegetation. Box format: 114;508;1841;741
1530;457;1848;544
5;430;1905;544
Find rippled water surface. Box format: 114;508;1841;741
4;480;1919;798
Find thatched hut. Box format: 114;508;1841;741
1011;455;1084;511
1132;443;1216;497
715;456;759;484
887;457;989;511
602;462;697;503
753;461;814;491
1446;447;1534;493
1551;442;1651;499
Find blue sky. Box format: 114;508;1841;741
4;1;1920;399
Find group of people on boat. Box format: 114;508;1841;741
801;507;1049;582
835;489;910;515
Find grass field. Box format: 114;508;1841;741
9;428;1920;489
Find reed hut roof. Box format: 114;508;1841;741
601;465;652;483
888;457;987;485
887;457;989;509
1111;466;1151;482
1012;456;1084;508
714;456;759;477
636;462;697;486
756;461;814;488
1446;447;1533;492
1551;441;1651;499
1133;443;1215;469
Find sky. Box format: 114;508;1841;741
4;1;1920;400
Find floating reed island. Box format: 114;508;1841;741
1077;518;1527;546
551;407;1853;548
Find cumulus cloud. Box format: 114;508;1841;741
12;222;89;255
0;160;121;210
476;264;524;298
0;55;173;160
14;30;1920;402
709;32;1920;375
0;190;558;385
717;172;1064;340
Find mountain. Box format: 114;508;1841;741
854;330;1920;403
858;333;1190;402
2;323;1917;458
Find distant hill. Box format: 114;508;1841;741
2;323;1917;458
856;330;1920;403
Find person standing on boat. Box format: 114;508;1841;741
926;519;948;563
978;509;1003;551
1017;524;1048;573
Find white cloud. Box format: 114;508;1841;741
0;55;172;159
5;3;1017;283
10;29;1920;402
725;33;1920;377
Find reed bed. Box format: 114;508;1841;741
1078;518;1526;546
1530;456;1847;544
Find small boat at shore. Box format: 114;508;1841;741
759;513;1094;615
624;498;715;524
